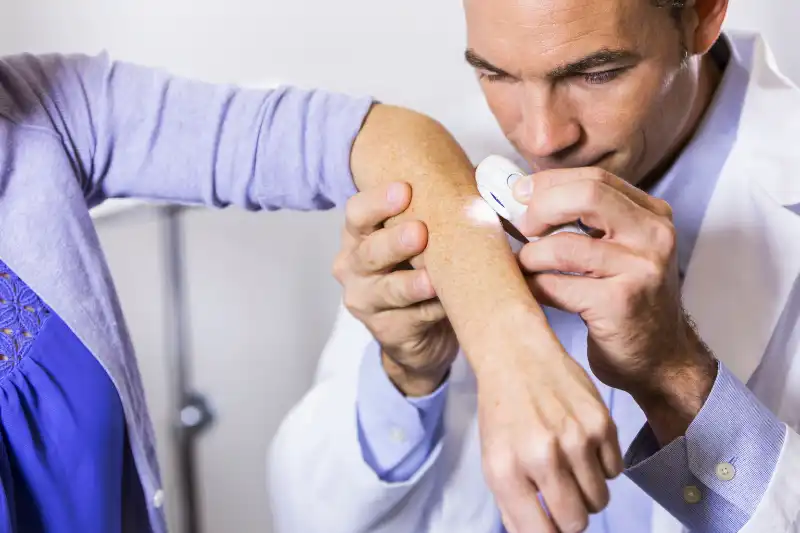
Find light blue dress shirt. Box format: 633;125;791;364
355;36;798;533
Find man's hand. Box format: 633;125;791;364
332;182;459;396
513;167;718;445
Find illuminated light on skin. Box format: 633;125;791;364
464;197;505;227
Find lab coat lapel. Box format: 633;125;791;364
681;33;800;387
651;32;800;533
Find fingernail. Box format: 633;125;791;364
512;175;533;203
511;214;529;233
415;274;433;296
387;183;404;206
400;227;414;248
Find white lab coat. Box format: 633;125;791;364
267;31;800;533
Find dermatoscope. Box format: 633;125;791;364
475;155;592;241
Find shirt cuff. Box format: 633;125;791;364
625;361;787;532
356;340;448;482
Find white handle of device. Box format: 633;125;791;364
475;155;590;242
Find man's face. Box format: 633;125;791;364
464;0;701;185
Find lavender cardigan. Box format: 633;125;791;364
0;51;373;532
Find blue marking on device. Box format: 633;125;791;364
490;192;505;208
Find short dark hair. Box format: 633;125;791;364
654;0;690;62
653;0;686;23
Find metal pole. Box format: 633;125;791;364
162;206;214;533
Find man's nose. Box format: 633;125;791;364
520;88;581;159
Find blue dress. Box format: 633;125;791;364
0;259;149;532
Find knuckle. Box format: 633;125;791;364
341;289;364;316
331;254;348;282
343;194;356;217
652;220;677;253
483;446;518;490
584;409;615;443
357;238;382;273
344;195;366;228
578;180;604;210
559;419;589;456
655;198;674;219
385;275;412;307
357;237;374;265
522;433;560;474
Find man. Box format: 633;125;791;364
0;47;586;530
269;0;800;532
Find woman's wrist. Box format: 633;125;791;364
461;299;558;377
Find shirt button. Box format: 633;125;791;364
389;427;407;443
716;462;736;481
153;489;165;508
683;485;702;504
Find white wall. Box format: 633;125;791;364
3;1;799;532
94;207;346;533
725;1;800;83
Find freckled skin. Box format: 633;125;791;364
463;0;717;188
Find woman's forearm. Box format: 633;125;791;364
349;104;557;368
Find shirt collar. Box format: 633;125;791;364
648;34;754;277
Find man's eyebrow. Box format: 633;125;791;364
465;48;640;80
548;49;640;78
464;49;512;77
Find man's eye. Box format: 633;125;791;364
582;68;626;85
479;71;511;82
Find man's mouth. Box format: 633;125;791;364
531;151;614;172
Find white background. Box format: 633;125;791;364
2;1;799;531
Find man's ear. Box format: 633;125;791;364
685;0;729;55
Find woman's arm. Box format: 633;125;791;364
0;51;618;529
0;51;371;211
0;50;552;359
349;104;555;362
